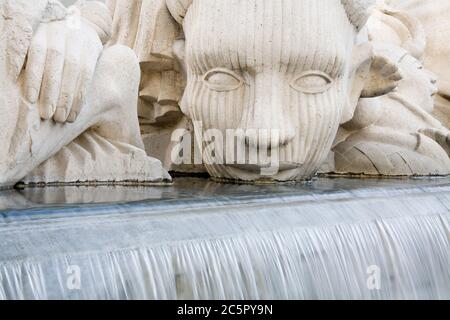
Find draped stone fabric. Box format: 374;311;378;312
105;0;194;174
106;0;184;126
107;0;179;63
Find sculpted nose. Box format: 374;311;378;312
239;72;295;149
427;70;438;85
431;76;437;85
427;71;439;95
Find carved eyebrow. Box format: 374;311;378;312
327;54;347;77
283;37;348;76
190;48;347;78
293;52;346;78
188;23;348;76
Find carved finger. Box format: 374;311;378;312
24;25;47;104
40;24;66;120
54;45;82;123
66;55;97;123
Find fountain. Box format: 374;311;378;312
0;177;449;299
0;0;449;300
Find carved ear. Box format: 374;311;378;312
362;55;403;98
341;42;402;124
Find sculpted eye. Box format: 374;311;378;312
203;68;244;92
290;71;333;94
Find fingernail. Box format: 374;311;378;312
40;109;52;120
27;88;38;103
67;111;78;123
54;108;66;122
40;104;56;120
49;104;56;116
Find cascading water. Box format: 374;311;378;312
0;178;449;300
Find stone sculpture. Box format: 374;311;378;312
159;0;402;182
3;0;450;186
386;0;450;136
333;4;450;176
105;0;204;174
0;0;170;188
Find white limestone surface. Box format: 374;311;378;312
0;0;170;188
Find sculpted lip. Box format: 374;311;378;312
228;162;303;173
431;87;438;97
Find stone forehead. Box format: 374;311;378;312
185;0;352;32
184;0;354;74
168;0;374;29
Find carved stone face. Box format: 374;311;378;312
396;54;438;113
180;0;357;181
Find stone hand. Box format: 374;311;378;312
24;16;103;123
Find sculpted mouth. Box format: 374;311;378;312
228;162;302;173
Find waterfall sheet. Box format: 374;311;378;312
0;177;449;299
